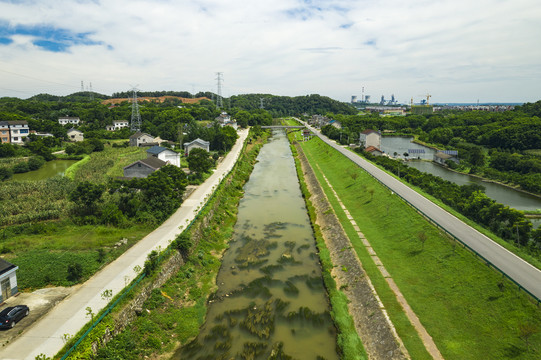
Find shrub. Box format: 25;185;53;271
173;232;193;255
28;156;46;171
0;167;13;181
67;263;83;282
12;161;29;173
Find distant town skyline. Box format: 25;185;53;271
1;0;540;104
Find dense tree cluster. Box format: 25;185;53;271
356;149;540;249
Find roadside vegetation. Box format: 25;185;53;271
300;136;541;359
319;101;541;196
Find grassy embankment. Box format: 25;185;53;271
300;137;541;359
289;137;367;360
59;131;268;359
0;145;152;290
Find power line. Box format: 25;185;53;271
0;69;80;89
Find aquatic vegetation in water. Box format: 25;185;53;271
235;236;271;268
240;299;277;340
259;264;284;276
283;280;299;297
241;342;268;360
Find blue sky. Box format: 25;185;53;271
0;0;540;103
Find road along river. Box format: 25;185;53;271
175;130;338;359
301;121;541;302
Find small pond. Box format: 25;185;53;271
381;137;541;213
11;160;77;181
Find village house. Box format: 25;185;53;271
106;120;129;131
359;129;381;150
58;117;80;126
123;157;167;178
0;258;19;303
129;131;155;147
0;120;30;145
434;151;460;165
184;138;210;155
215;112;238;130
365;146;384;156
67;128;84;142
329;119;342;129
146;145;181;167
0;122;10;144
309;114;331;128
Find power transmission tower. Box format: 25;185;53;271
260;97;265;109
81;81;84;92
215;72;223;108
89;82;94;101
130;86;142;132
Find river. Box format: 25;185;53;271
11;159;77;181
381;137;541;212
176;130;338;359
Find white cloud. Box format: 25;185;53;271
0;0;540;102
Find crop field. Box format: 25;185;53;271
300;137;541;359
72;145;146;183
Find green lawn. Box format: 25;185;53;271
301;137;541;360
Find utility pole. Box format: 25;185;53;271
215;72;223;108
130;86;142;132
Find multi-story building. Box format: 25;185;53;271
58;117;81;126
106;119;129;131
0;122;10;144
0;121;29;144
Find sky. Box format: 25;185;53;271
0;0;540;104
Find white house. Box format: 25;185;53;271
58;117;80;126
67;128;84;142
0;258;19;303
146;145;181;167
7;121;30;145
107;120;129;131
184;138;210;155
359;129;381;149
129;131;155;147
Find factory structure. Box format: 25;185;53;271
351;87;398;106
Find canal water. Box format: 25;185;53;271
177;130;338;359
11;160;77;181
381;137;541;212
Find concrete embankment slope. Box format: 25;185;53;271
301;121;541;302
2;129;248;360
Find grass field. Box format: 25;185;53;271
300;137;541;359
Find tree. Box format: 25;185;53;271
69;181;105;210
187;148;213;174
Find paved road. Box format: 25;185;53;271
2;129;249;360
301;121;541;301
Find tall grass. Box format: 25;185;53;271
0;177;75;226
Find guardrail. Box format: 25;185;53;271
60;138;248;359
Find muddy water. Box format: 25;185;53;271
176;130;338;359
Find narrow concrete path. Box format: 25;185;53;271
317;166;444;360
2;129;248;360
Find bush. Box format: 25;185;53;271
0;167;13;181
28;156;46;171
67;263;83;282
12;161;29;173
173;232;193;255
